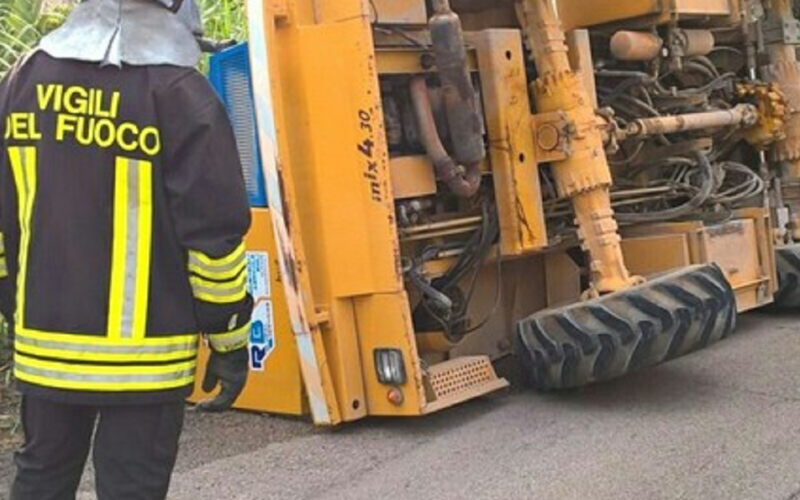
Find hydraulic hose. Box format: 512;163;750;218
616;152;715;223
410;77;481;197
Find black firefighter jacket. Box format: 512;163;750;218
0;51;254;404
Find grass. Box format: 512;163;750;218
0;0;71;79
0;0;248;79
197;0;249;72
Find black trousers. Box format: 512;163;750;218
9;396;185;500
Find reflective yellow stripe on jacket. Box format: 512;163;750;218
108;157;153;341
14;329;197;363
10;150;197;392
188;243;248;304
208;322;250;353
15;353;196;392
9;146;36;329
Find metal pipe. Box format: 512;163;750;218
401;215;483;235
672;29;715;57
401;226;482;242
624;104;759;137
410;77;481;198
429;0;486;168
610;31;663;61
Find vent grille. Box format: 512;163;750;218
428;357;498;399
209;44;267;207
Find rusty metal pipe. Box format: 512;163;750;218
410;77;481;198
672;29;715;57
429;0;486;167
624;104;759;137
610;31;663;61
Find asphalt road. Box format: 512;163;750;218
4;312;800;499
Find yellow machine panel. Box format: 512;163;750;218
559;0;733;29
372;0;428;24
190;209;306;416
621;209;776;313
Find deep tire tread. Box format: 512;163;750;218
774;244;800;309
516;264;737;390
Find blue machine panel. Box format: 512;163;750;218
208;43;268;207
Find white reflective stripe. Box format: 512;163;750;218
188;247;246;281
15;335;197;354
16;364;196;384
190;272;247;304
108;158;153;341
208;322;250;353
120;158;140;338
189;243;245;267
15;334;197;363
191;284;248;304
15;354;197;390
17;327;197;347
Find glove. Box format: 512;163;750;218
196;347;249;412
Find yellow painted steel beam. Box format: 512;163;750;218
522;0;637;294
471;29;548;256
246;0;344;424
249;0;434;422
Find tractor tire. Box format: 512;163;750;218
774;243;800;309
515;263;736;391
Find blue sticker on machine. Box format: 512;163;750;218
246;252;275;371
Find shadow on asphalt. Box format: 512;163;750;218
331;353;717;439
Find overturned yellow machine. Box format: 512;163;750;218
191;0;800;425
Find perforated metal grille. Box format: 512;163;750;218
223;67;259;197
209;44;267;207
428;357;496;399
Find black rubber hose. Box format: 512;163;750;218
616;152;715;223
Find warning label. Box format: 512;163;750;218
246;252;275;371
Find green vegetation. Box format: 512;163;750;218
199;0;248;45
197;0;248;72
0;0;247;79
0;0;71;79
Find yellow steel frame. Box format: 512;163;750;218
241;0;777;426
558;0;734;29
621;208;777;312
246;0;521;423
250;0;426;421
470;30;548;256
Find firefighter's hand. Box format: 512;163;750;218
196;348;249;412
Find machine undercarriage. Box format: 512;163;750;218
192;0;800;424
373;0;788;390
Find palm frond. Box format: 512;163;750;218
0;0;247;80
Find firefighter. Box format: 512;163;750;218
0;0;253;498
